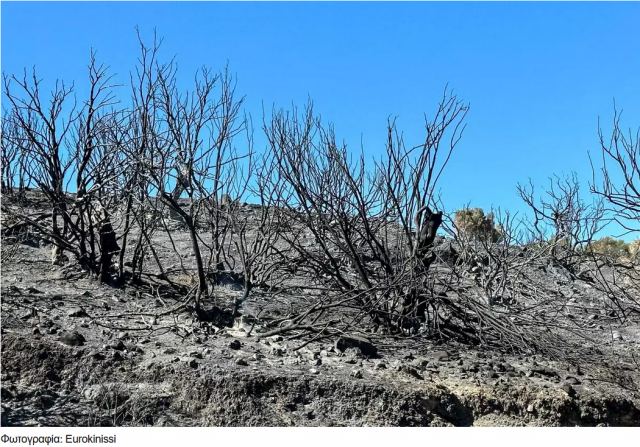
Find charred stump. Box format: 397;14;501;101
99;217;120;283
401;206;443;328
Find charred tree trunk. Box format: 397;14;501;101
99;215;120;283
402;206;443;326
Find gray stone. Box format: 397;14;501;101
67;307;89;318
612;331;622;340
430;350;450;362
334;336;377;358
110;340;126;351
399;365;424;380
564;376;581;385
412;358;430;369
531;366;559;379
375;361;387;370
117;332;129;340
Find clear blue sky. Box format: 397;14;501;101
2;2;639;229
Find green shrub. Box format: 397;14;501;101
454;208;502;243
587;237;630;260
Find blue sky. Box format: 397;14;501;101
2;1;639;233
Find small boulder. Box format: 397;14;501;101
375;361;387;370
335;336;378;358
229;339;242;350
531;366;559;379
109;340;126;351
399;365;424;380
564;376;581;385
67;307;89;318
612;331;622;341
430;350;450;362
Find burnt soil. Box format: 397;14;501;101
2;210;640;426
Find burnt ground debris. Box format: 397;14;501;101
1;197;640;426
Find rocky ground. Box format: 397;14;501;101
2;213;640;427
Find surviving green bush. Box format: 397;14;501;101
586;237;630;260
454;208;502;243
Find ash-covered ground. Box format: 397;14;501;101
2;199;640;427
